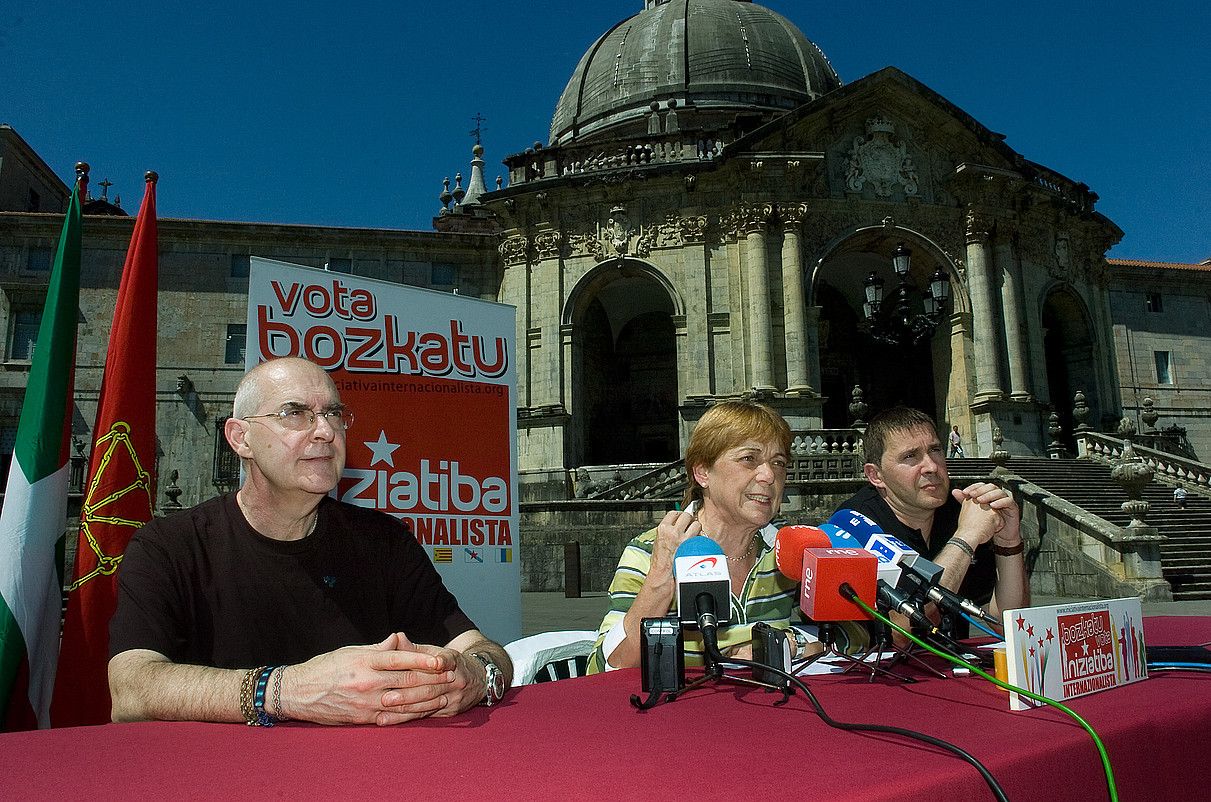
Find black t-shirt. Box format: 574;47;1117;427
110;494;476;668
838;484;997;606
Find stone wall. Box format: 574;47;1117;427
518;483;864;592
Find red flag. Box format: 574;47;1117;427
51;172;158;727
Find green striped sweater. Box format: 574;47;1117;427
586;523;799;673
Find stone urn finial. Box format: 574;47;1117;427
989;427;1010;471
1110;417;1152;528
1073;390;1092;432
1046;412;1065;458
1141;396;1159;432
849;385;869;429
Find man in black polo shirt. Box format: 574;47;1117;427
838;407;1028;632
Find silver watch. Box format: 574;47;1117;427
471;652;505;706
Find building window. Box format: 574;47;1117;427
225;324;247;365
27;189;41;212
326;257;352;274
431;263;456;285
1154;351;1173;384
9;311;41;360
27;247;52;273
1146;293;1163;313
230;254;250;278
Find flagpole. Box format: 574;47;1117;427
0;162;87;730
51;169;160;727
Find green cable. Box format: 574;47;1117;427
851;596;1119;802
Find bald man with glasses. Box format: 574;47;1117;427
109;357;511;726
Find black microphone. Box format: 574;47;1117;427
672;536;731;660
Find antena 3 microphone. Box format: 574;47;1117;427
673;536;731;628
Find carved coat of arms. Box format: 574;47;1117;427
846;117;919;198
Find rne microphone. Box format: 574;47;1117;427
799;547;878;622
774;525;833;582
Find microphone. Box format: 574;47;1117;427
831;508;999;628
799;547;878;621
774;525;833;582
775;526;878;620
672;536;731;639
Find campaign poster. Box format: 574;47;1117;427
246;257;520;643
1003;597;1146;710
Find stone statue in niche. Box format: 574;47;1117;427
846;116;919;198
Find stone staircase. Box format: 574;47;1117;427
949;457;1211;601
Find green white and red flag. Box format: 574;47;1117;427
0;165;86;730
52;172;159;727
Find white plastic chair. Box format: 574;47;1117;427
504;630;596;687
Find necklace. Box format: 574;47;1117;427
725;533;759;562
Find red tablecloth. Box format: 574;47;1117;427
5;616;1210;801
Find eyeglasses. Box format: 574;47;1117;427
242;406;354;432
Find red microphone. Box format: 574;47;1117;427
800;548;878;621
776;526;878;621
774;525;833;581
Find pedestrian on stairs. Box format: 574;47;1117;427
1174;486;1188;509
949;425;965;458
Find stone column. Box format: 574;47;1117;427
780;203;812;394
498;234;531;406
531;229;564;408
804;305;823;395
965;210;1004;402
996;235;1032;400
675;215;712;397
741;204;775;391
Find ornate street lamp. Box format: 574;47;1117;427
862;242;951;346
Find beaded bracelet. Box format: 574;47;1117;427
240;666;269;726
946;537;977;564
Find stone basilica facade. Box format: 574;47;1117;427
2;0;1207;510
486;0;1125;496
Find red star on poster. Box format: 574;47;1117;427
1046;628;1054;643
1017;615;1026;630
1029;646;1036;658
1037;639;1044;649
1027;624;1035;638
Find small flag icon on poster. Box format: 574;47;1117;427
433;548;453;563
497;548;513;563
464;548;483;563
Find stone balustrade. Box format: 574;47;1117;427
1078;431;1211;495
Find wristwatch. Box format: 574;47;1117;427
471;652;506;707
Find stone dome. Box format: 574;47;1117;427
549;0;840;145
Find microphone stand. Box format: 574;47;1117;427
632;592;793;710
797;621;919;683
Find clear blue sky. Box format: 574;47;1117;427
4;1;1207;261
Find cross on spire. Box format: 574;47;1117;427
470;113;486;145
98;179;113;200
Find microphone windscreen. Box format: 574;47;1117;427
774;525;833;580
672;535;723;579
819;523;865;550
829;509;884;546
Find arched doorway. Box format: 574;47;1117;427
813;236;948;425
1042;286;1098;443
569;263;679;466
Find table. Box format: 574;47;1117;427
4;617;1209;801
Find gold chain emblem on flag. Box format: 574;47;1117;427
67;421;152;591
